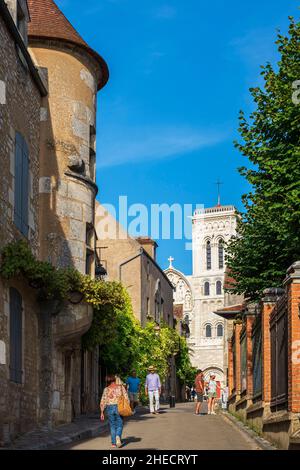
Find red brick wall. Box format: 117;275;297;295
287;281;300;413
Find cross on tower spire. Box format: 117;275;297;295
215;179;223;207
168;256;174;269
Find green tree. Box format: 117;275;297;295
226;17;300;300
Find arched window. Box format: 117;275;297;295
217;324;224;337
205;324;212;338
204;281;210;296
216;280;222;295
218;239;224;269
206;241;212;270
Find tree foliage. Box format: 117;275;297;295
226;18;300;300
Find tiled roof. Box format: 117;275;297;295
214;303;245;319
216;304;244;313
27;0;109;89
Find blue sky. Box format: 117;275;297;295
57;0;298;275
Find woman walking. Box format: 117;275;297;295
207;374;217;415
100;374;129;448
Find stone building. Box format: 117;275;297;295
0;0;47;445
95;203;174;328
0;0;108;445
165;204;237;386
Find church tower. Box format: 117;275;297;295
165;203;237;387
188;204;237;385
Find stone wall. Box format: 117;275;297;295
0;11;42;444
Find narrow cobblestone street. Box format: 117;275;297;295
57;403;261;451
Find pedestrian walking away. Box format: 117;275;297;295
194;369;205;415
207;374;217;415
126;369;141;414
145;365;161;414
100;374;130;449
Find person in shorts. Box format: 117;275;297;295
194;369;205;415
126;370;141;414
207;374;217;415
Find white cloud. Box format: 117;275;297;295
97;126;227;168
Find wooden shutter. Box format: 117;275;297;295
9;288;23;384
14;133;29;237
21;138;29;237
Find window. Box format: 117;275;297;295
206;241;211;270
218;239;224;269
160;298;164;320
9;288;23;384
204;281;210;296
89;125;96;180
17;1;26;43
85;224;94;275
217;324;224;337
14;132;29;237
216;280;222;296
205;324;212;338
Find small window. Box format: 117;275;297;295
17;2;26;43
204;282;210;296
89;125;96;180
216;280;222;295
14;132;29;237
86;223;94;247
206;241;211;270
205;324;212;338
218;239;224;269
217;324;224;337
85;251;94;275
9;288;23;384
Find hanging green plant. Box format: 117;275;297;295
1;240;196;389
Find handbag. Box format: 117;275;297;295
117;385;132;417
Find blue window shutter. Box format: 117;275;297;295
14;133;23;232
9;288;23;384
21;139;29;237
14;133;29;237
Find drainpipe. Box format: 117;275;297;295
119;248;144;281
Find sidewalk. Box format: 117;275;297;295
6;414;109;450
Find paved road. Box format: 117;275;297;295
58;403;260;450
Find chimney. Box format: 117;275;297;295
136;237;158;261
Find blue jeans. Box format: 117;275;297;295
106;405;123;445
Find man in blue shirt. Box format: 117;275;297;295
126;370;141;413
